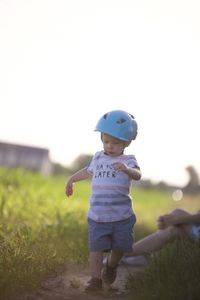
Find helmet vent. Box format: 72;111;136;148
103;114;108;119
129;114;135;119
117;118;126;124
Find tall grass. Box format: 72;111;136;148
127;188;200;300
0;168;89;298
0;167;199;299
127;239;200;300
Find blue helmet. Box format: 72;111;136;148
95;110;138;141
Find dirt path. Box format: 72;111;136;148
12;264;142;300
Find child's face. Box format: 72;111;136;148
102;134;128;157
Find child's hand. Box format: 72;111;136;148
65;180;74;197
112;162;128;172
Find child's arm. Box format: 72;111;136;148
65;167;91;197
112;162;141;180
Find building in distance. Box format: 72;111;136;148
0;141;52;175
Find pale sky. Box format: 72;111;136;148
0;0;200;186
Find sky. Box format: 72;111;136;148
0;0;200;187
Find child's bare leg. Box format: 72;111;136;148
108;250;123;267
102;250;123;285
89;251;103;278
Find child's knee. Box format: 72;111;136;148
171;208;190;217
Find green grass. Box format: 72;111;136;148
0;168;89;298
127;239;200;300
0;167;199;299
127;189;200;300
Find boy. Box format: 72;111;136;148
65;110;141;292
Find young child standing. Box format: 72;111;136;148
65;110;141;292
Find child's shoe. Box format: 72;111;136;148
101;257;118;284
85;277;102;292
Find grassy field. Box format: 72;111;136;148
0;167;199;299
127;238;200;300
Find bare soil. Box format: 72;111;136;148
10;264;142;300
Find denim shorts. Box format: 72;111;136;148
88;215;136;252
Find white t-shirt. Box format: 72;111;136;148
87;151;140;222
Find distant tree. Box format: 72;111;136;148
156;181;168;190
52;162;71;176
184;165;200;193
185;165;199;186
71;154;93;172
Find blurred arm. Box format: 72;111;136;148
158;211;200;229
65;167;91;197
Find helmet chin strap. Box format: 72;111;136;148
104;150;124;156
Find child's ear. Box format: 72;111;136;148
125;141;131;147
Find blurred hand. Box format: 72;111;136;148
157;216;166;229
157;214;173;229
65;180;74;197
112;162;128;172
